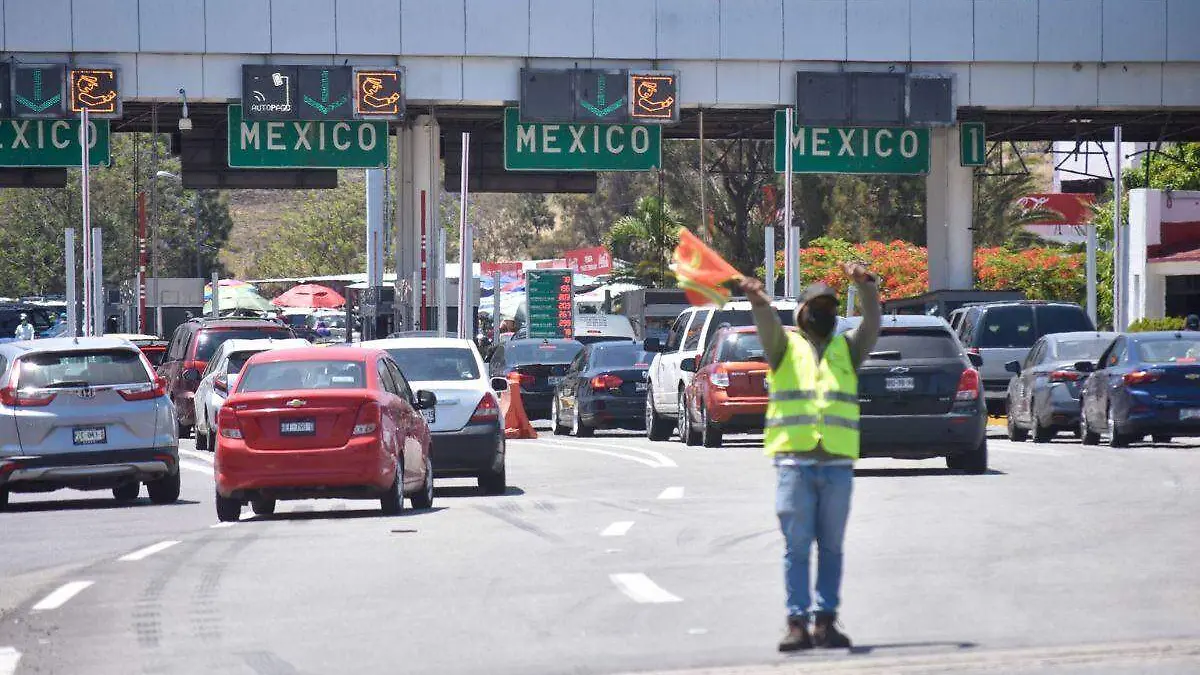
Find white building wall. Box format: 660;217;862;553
1126;189;1200;323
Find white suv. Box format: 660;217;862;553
643;300;798;440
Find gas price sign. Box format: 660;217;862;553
525;269;574;339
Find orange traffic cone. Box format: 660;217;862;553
501;373;538;439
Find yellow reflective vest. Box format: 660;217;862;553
764;333;860;459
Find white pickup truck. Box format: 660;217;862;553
643;300;798;440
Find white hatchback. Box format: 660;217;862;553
193;337;309;451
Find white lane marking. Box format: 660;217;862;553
610;573;682;604
555;439;679;468
180;448;214;463
32;581;94;611
543;438;676;468
601;521;634;537
657;486;685;500
209;522;235;529
991;444;1073;458
0;647;20;675
180;461;214;475
118;540;180;562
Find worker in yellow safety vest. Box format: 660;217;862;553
740;262;880;652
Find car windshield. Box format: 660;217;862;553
16;349;150;388
140;345;168;367
590;344;654;369
506;341;583;365
1035;306;1093;337
238;360;367;392
706;309;794;347
195;328;294;361
281;315;309;328
227;350;265;374
871;329;961;359
1053;338;1112;362
979;306;1035;348
385;347;480;382
719;333;767;362
1136;338;1200;364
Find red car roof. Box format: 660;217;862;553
245;346;384;365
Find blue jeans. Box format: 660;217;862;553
775;462;854;618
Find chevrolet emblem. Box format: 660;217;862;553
286;399;306;408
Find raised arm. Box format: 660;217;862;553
738;277;789;370
843;263;881;369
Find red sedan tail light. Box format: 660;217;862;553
590;374;623;391
956;368;981;401
117;377;167;401
1123;370;1163;386
1048;370;1083;383
470;394;500;423
353;401;381;436
218;407;243;439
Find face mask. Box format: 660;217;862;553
803;305;837;338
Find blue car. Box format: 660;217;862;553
550;341;654;436
1078;331;1200;447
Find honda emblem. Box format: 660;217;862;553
77;387;95;399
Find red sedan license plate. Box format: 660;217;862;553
280;419;315;435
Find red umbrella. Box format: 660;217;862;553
271;283;346;309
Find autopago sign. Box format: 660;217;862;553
773;110;929;175
0;118;110;167
227;104;388;169
503;107;661;172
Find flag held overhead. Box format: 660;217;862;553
671;228;743;307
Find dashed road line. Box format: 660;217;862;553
657;486;685;500
610;573;682;604
523;438;677;468
0;647;20;675
119;540;181;562
601;521;634;537
209;522;235;529
32;581;94;611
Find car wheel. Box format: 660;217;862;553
551;399;569;436
1032;415;1054;443
1006;411;1028;442
195;430;209;452
177;420;193;439
0;488;8;512
1080;414;1100;445
215;490;242;522
1152;434;1172;445
1107;407;1131;448
701;405;723;448
479;462;507;496
147;472;181;504
645;391;672;442
112;481;141;503
411;458;435;508
572;405;594;438
947;437;988;474
679;392;700;446
251;499;276;516
380;463;405;515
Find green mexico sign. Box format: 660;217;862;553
227;104;388;169
504;107;661;172
0;118;110;167
773;110;929;175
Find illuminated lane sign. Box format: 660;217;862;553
574;70;628;123
69;68;121;117
503;108;661;172
773;110;930;175
226;104;388;169
242;65;298;120
12;65;66;118
526;269;574;340
354;69;405;119
0;118;110;167
629;71;678;123
298;66;353;120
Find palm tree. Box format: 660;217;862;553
604;196;683;286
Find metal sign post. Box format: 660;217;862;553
92;227;103;336
783;107;796;298
1113;126;1124;330
492;271;502;344
764;225;775;300
64;229;77;338
457;132;473;339
79;109;93;336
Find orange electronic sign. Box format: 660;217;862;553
629;71;678;123
354;69;405;119
69;68;121;117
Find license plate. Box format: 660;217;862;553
635;382;648;393
1181;409;1200;420
420;408;436;424
73;426;106;445
885;376;915;392
548;376;564;387
280;419;315;435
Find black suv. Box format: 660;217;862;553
158;317;295;436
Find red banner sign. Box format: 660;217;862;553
564;246;612;275
481;261;524;276
1015;193;1096;225
535;258;568;269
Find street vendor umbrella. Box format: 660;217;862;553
271;283;346;309
203;287;275;315
204;279;254;301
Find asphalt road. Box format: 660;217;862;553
2;426;1199;675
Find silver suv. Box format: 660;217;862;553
0;338;179;510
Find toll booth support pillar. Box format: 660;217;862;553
395;115;441;332
926;127;974;292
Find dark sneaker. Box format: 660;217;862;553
812;613;852;648
778;616;812;652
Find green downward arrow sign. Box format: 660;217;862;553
580;75;624;119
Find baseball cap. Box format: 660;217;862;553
800;282;839;306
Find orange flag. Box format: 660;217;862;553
671;228;743;307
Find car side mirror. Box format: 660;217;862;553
1074;360;1096;374
967;352;983;368
415;390;437;410
182;368;201;382
1004;359;1020;374
491;377;509;392
643;337;661;353
680;357;697;373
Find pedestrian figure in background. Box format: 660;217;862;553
1186;314;1199;331
14;313;35;341
105;315;120;334
739;262;880;652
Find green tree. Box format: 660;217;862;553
605;196;682;285
252;178;366;278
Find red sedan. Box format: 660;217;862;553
680;326;794;447
213;347;434;521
